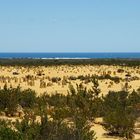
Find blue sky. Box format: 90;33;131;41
0;0;140;52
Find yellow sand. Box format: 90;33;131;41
0;65;139;96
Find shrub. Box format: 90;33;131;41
39;111;96;140
117;69;124;73
51;77;61;83
0;86;37;115
0;120;22;140
128;90;140;106
0;85;20;115
15;115;40;140
14;113;97;140
19;89;37;108
69;76;77;81
103;91;135;139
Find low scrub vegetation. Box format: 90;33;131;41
0;78;140;139
0;58;140;66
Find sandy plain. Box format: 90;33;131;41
0;64;140;140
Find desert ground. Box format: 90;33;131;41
0;65;139;96
0;64;140;139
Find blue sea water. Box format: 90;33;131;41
0;53;140;59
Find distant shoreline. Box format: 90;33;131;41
0;52;140;59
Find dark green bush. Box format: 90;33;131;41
19;89;36;108
0;85;20;115
0;86;37;115
103;91;136;139
0;120;22;140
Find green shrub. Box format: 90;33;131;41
103;91;135;139
128;90;140;106
15;116;40;140
0;85;20;115
39;114;96;140
19;89;37;108
0;120;22;140
0;86;37;115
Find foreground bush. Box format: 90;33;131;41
0;113;96;140
0;86;37;116
19;89;37;108
103;91;136;139
0;85;20;115
0;83;139;139
0;84;97;140
0;120;22;140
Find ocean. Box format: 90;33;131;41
0;53;140;59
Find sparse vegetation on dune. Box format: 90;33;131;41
0;83;98;140
0;59;140;139
0;80;140;139
0;59;140;96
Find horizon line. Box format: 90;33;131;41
0;52;140;53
